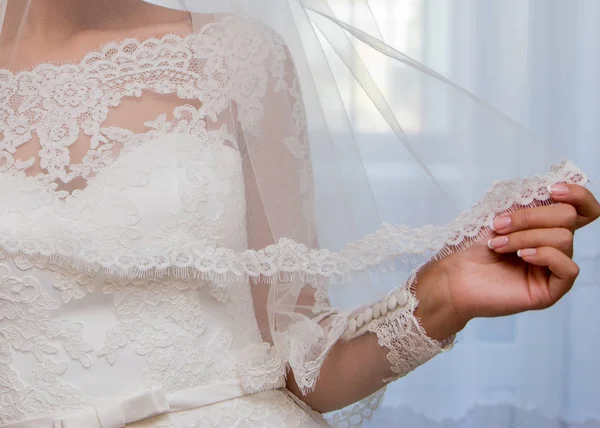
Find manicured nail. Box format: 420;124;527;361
517;248;537;257
487;236;509;250
492;217;512;231
548;184;569;197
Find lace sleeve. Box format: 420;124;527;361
233;22;447;398
234;26;344;392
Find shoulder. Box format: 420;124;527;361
192;14;289;60
186;14;293;97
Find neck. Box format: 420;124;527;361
29;1;80;40
4;0;137;42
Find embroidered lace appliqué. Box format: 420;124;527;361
0;258;91;423
0;16;283;198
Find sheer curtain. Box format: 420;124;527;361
332;0;600;426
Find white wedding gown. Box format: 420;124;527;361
0;12;587;428
0;15;331;428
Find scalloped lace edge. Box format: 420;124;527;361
0;161;587;284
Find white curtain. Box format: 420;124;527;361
336;0;600;426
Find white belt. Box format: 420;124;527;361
2;380;251;428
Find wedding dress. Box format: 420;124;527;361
0;3;587;428
0;14;337;427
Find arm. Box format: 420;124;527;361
285;261;457;413
287;191;599;413
234;24;600;414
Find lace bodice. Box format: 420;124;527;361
0;16;280;194
0;15;328;427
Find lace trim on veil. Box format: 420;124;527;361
0;161;586;284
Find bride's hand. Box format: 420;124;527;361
416;184;600;341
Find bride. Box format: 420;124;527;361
0;1;598;427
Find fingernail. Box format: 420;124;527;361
492;217;512;231
487;236;509;250
517;248;537;257
548;184;569;197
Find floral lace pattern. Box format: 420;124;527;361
0;258;90;423
0;255;296;425
368;270;453;381
236;343;287;394
0;16;285;197
130;390;319;428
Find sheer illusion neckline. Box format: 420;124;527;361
0;13;205;75
0;31;197;78
0;16;236;200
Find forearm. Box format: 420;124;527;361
286;262;462;413
286;331;389;413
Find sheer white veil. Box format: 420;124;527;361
0;0;587;425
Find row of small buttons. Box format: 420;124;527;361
344;287;412;339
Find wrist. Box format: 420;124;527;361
413;260;469;342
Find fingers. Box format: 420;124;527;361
492;203;577;234
548;184;600;229
488;227;574;257
491;184;600;233
517;246;580;308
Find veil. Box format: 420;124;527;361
0;0;587;425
